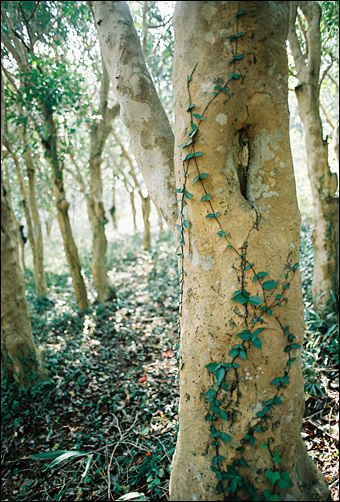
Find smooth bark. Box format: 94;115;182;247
288;1;339;313
92;0;177;232
88;66;119;303
1;69;48;388
41;109;89;311
4;137;48;299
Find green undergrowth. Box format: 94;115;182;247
299;213;339;399
1;231;178;501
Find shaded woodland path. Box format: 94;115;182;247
1;234;339;501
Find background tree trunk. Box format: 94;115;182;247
87;67;119;303
1;184;48;387
1;70;48;388
42;110;89;311
93;0;177;232
110;184;118;229
288;1;339;313
4;138;48;299
141;194;151;250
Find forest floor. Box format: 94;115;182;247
1;231;339;502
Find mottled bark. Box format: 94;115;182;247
92;0;177;232
141;194;151;250
112;130;151;248
4;138;48;298
87;67;119;303
94;1;330;500
334;122;339;165
110;184;118;229
288;1;339;313
1;71;48;388
42;110;89;312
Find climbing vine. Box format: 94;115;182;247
174;4;302;501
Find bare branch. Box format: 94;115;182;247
297;9;308;59
288;2;307;77
1;63;19;95
18;2;35;51
320;102;335;130
318;56;333;92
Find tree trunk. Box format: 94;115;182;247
141;194;151;250
42;110;89;311
87;64;118;303
288;1;339;313
88;150;114;303
110;184;118;229
1;75;48;387
4;138;48;299
18;221;26;271
157;207;164;237
1;184;48;387
129;189;138;233
93;1;330;500
295;85;339;312
334;122;339;164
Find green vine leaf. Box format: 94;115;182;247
236;330;251;341
291;343;301;350
277;472;293;490
220;432;231;443
209;430;221;438
186;104;196;111
248;295;262;306
219;410;229;421
212;455;226;466
292;262;300;271
226;32;244;40
205;362;221;372
215;367;225;386
231;290;249;305
228;54;245;64
214;85;228;93
257;271;269;278
184;153;194;161
200;194;211;202
190;122;198;131
263;280;279;290
217;230;226;238
193;173;208;184
192;113;205;120
205;389;217;399
209;405;221;414
205;212;219;218
229;73;240;80
265;469;281;486
272;451;281;463
251;337;262;350
263;490;281;501
183;220;190;229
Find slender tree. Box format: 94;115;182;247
92;1;330;500
1;67;48;388
288;1;339;314
1;1;89;311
